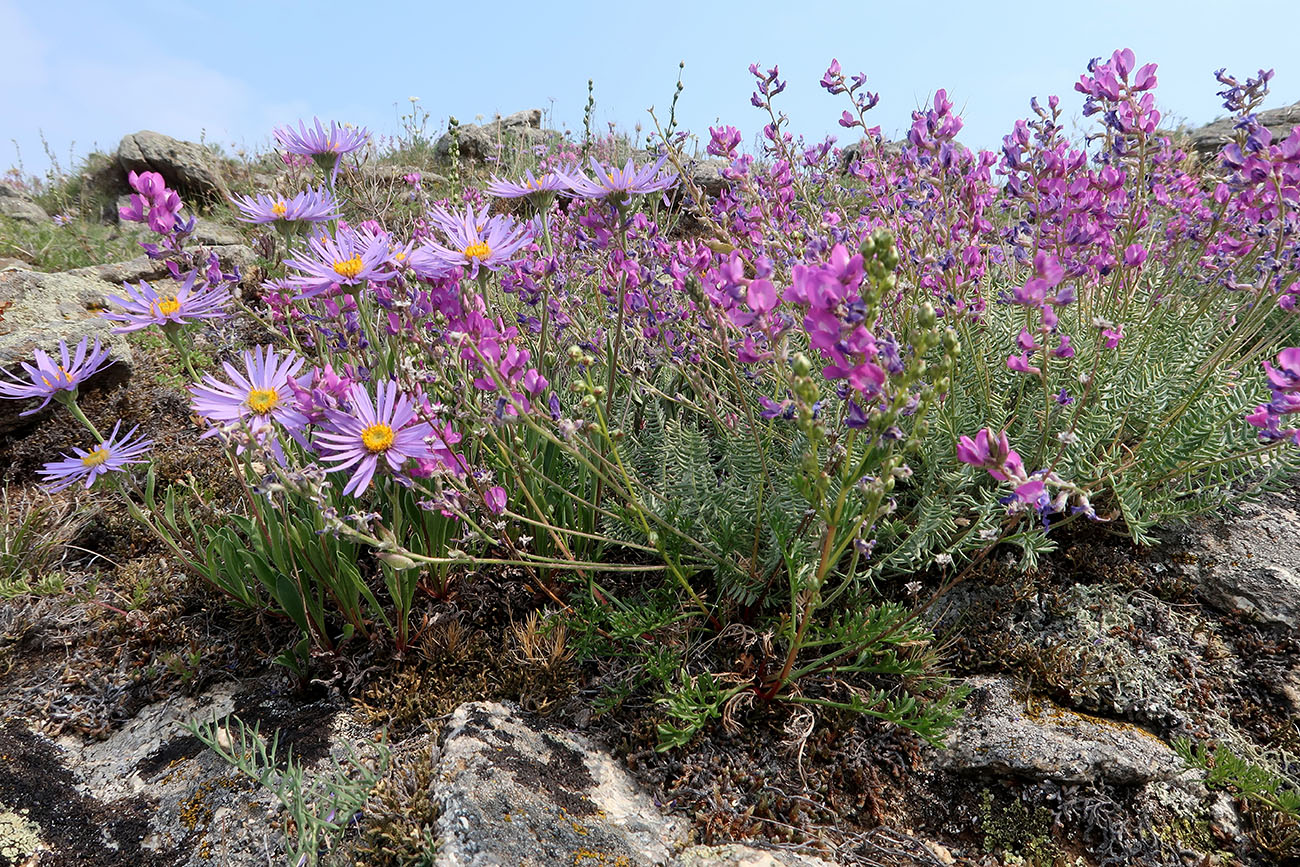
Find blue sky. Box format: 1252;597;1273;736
4;0;1299;177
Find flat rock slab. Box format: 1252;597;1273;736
1167;490;1300;628
674;844;840;867
1189;101;1300;158
68;244;256;288
434;701;686;867
935;676;1183;785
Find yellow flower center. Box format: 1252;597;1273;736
154;297;181;317
333;255;364;280
81;447;111;467
361;422;395;453
40;365;70;388
245;387;279;414
271;201;288;217
394;251;406;262
464;241;492;261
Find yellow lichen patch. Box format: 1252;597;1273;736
573;850;632;867
0;802;43;864
1025;699;1167;745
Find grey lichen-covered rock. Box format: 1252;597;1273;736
434;701;686;867
117;130;231;202
0;683;273;867
1188;100;1300;158
0;183;50;223
687;158;731;199
935;676;1184;785
1167;490;1300;627
434;109;551;163
68;244;258;288
2;680;371;867
673;844;840;867
190;218;243;247
0;269;133;434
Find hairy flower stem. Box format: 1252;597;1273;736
55;392;103;441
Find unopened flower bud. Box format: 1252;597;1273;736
792;353;813;377
918;302;937;329
377;552;419;570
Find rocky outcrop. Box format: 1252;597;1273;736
116;131;231;203
0;269;133;434
434;109;552;163
0;183;50;223
1188;100;1300;158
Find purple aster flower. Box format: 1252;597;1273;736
565;156;679;204
484;169;572;202
101;270;232;333
190;345;309;445
0;337;113;414
313;380;438;496
283;226;397;298
232;187;340;227
273;118;369;182
409;203;532;279
38;420;153;492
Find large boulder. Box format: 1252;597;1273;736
0;183;50;223
117;131;231;203
1188;100;1300;159
0;269;133;434
434;109;551;163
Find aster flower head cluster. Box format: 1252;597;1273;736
102;269;233;333
0;337;113;413
38;421;153;492
314;380;444;496
485;168;572;206
410;203;532;279
283;224;397;298
273;118;370;183
565;156;678;207
190;346;309;451
233;187;340;228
